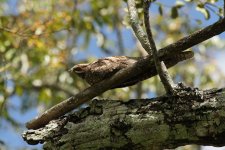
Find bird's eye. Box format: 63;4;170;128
74;66;83;72
72;64;88;74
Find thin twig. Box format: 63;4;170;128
113;8;125;55
115;26;125;55
0;26;69;39
0;27;29;38
21;83;76;96
205;5;222;18
127;0;152;55
143;1;175;94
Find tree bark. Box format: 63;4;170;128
23;87;225;150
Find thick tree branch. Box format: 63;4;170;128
26;18;225;130
23;88;225;149
143;1;175;94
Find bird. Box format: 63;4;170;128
69;51;194;89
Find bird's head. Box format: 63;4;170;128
69;64;89;79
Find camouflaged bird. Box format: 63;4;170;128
69;51;194;89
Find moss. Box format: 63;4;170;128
174;124;188;140
195;121;209;137
157;124;170;141
217;110;225;117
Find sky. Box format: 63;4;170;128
0;0;225;150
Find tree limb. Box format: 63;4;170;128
158;18;225;57
143;1;175;94
21;83;76;96
127;0;152;55
26;18;225;130
23;88;225;149
36;83;76;96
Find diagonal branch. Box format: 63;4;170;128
143;1;175;94
127;0;152;55
158;18;225;57
23;83;76;96
26;18;225;130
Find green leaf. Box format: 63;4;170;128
15;86;23;96
39;88;52;102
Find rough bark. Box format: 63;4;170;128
23;87;225;150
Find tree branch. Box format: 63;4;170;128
158;18;225;57
26;18;225;130
37;83;76;96
114;13;125;55
127;0;152;55
23;88;225;149
115;26;125;55
143;1;175;94
20;83;76;96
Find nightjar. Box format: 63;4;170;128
69;51;194;88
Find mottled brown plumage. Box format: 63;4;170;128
69;51;194;88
